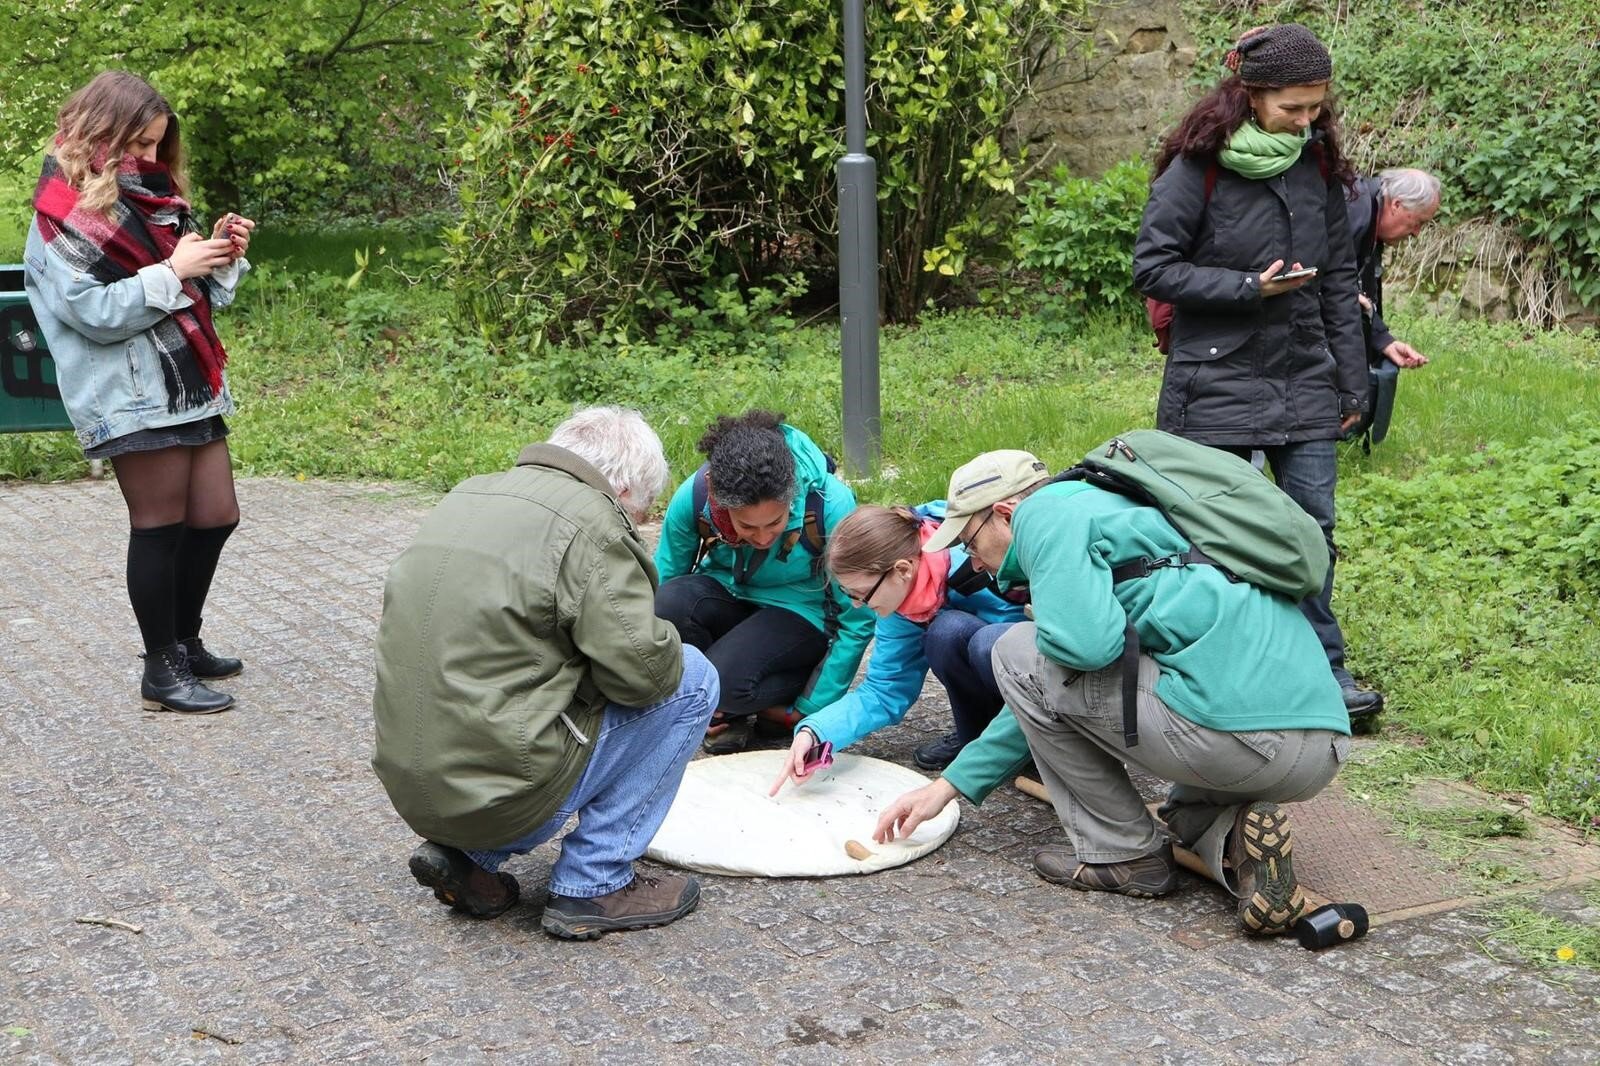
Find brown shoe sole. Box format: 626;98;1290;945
1238;803;1306;935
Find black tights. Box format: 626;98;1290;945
111;441;240;653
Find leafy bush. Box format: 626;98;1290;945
1010;159;1150;316
449;0;1082;348
0;0;471;217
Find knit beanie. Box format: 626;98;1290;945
1225;24;1333;88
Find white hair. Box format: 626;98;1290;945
1379;168;1441;212
547;406;669;515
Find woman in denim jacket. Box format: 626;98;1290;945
24;72;255;714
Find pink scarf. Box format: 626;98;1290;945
898;520;950;624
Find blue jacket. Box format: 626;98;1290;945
23;218;246;450
655;423;875;716
799;501;1027;750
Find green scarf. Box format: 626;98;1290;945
1218;122;1308;179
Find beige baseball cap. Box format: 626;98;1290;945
922;450;1051;553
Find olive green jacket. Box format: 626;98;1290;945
372;444;684;849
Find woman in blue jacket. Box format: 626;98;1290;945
769;502;1026;794
24;72;254;715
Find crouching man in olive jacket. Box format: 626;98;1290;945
373;406;718;940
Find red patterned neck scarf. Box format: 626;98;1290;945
898;520;950;624
33;151;227;410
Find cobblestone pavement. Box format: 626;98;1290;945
2;478;1598;1066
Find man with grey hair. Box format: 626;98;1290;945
372;406;719;940
1348;167;1441;371
1339;168;1440;723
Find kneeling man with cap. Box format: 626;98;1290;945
875;449;1350;934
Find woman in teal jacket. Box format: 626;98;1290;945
655;410;874;754
769;502;1026;794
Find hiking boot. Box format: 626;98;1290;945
1032;842;1179;898
140;644;234;714
179;636;243;680
702;714;753;755
542;871;701;940
1229;801;1306;936
912;731;966;772
408;841;519;919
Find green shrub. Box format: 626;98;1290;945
448;0;1082;348
1010;159;1149;316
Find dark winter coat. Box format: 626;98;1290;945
1345;175;1397;360
1133;136;1367;446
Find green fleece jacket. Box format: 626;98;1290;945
654;424;874;715
942;479;1348;805
372;444;683;850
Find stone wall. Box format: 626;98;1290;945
1014;0;1199;179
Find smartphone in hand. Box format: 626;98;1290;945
801;740;834;776
1278;266;1318;280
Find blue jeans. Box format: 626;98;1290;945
1233;439;1349;684
466;645;719;897
922;610;1015;743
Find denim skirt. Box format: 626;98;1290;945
84;416;230;460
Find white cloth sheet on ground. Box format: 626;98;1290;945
645;749;960;877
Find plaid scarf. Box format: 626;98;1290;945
33;152;227;412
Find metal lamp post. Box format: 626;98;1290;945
837;0;880;476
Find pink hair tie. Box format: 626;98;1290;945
1224;49;1242;72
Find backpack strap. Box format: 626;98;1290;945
689;464;718;573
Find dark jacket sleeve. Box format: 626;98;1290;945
1319;177;1368;411
1133;157;1265;311
1346;179;1397;359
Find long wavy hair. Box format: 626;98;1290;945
1153;76;1354;189
52;72;186;215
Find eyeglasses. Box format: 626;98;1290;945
956;509;996;553
845;567;895;607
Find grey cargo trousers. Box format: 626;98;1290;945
992;623;1348;893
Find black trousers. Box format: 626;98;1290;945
654;574;828;717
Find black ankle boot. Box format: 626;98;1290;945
180;636;243;680
140;644;234;714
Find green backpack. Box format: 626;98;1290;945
1054;430;1330;746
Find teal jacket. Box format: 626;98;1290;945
799;501;1027;752
655;424;874;715
943;479;1349;805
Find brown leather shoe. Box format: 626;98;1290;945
1229;801;1306;936
1032;842;1179;898
408;842;519;919
541;871;701;940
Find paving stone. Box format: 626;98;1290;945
2;478;1597;1063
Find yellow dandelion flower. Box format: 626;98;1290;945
948;2;967;25
1556;945;1576;962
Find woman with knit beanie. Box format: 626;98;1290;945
1133;24;1379;725
24;72;253;714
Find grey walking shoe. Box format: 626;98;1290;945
1032;841;1180;898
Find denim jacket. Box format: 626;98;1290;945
23;218;247;449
